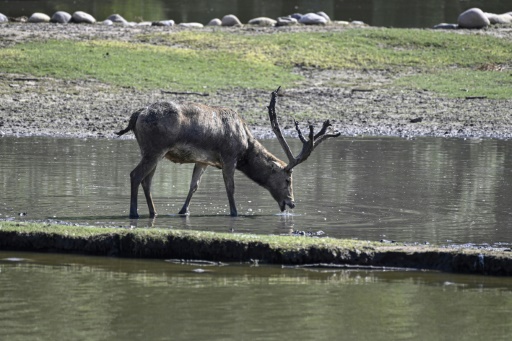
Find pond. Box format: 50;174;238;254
1;135;512;246
2;0;510;28
1;251;512;340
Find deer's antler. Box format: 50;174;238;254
267;86;341;172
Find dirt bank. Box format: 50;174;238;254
1;23;511;140
1;221;511;276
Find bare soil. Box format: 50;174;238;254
1;23;512;140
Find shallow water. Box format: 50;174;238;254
1;251;512;340
1;135;512;245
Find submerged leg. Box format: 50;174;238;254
179;163;208;215
129;156;159;219
222;162;237;217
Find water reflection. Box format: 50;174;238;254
1;135;512;245
1;0;510;28
1;251;512;340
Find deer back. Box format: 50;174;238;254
134;102;251;167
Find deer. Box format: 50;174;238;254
116;87;340;218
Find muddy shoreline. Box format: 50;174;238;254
1;23;512;140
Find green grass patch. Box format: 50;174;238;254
1;28;511;97
0;40;301;92
143;29;512;70
397;69;512;99
0;220;375;252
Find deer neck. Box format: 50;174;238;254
237;139;285;187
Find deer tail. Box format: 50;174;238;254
115;108;142;136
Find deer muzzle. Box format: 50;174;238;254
280;198;295;211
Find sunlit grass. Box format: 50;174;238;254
144;29;512;69
0;28;511;97
0;40;301;92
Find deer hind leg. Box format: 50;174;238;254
179;163;208;215
130;156;159;219
141;166;157;218
222;162;237;217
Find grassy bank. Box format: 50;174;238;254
1;221;511;276
0;28;511;97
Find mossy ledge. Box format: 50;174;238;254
1;221;511;276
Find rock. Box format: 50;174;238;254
102;19;113;26
485;12;512;24
299;13;328;25
248;17;276;26
457;8;490;29
106;14;128;24
28;13;51;23
0;13;9;22
152;20;175;27
50;11;71;24
350;20;365;26
136;22;152;26
276;16;298;27
221;14;242;27
433;23;459;29
72;11;96;24
207;18;222;26
179;22;204;28
290;13;303;20
316;11;331;22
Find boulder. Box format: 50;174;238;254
207;18;222;26
50;11;71;24
248;17;276;26
152;20;175;27
107;14;128;24
299;13;328;25
179;22;204;28
276;16;298;27
290;13;303;20
0;13;9;22
72;11;96;24
457;8;490;29
28;12;50;23
485;12;512;24
102;19;113;26
316;11;331;22
221;14;242;26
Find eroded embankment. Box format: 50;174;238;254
1;221;511;276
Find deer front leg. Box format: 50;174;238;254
222;162;237;217
179;163;208;215
129;156;159;219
